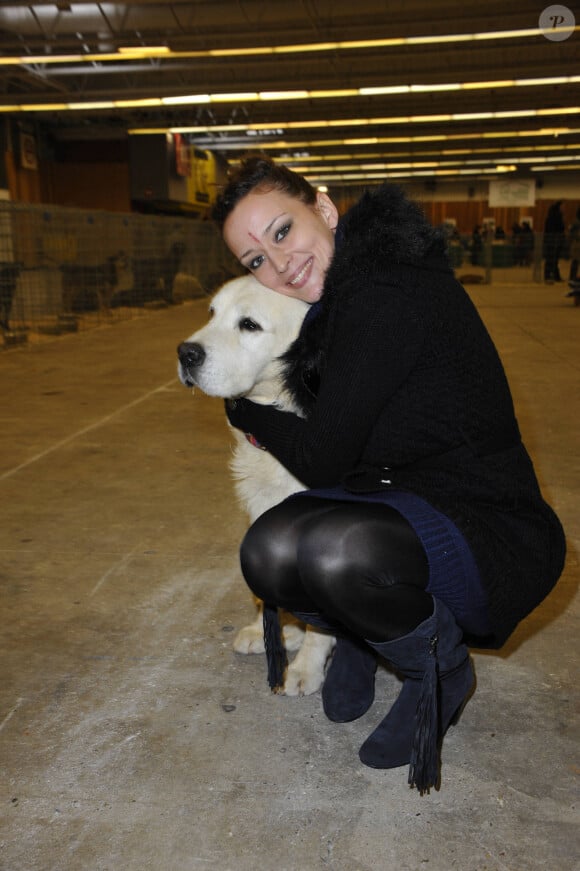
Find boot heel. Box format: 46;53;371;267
449;700;465;727
445;665;475;730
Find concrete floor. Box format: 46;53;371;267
0;281;578;871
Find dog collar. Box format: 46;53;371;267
245;432;267;451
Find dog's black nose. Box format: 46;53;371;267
177;341;205;369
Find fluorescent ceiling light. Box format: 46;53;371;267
163;94;211;105
129;127;580;149
2;74;576;115
281;154;580;175
531;164;580;171
114;98;162;108
279;143;580;163
260;91;310;100
2;26;579;68
127;105;579;135
118;45;170;55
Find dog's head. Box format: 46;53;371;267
177;274;309;400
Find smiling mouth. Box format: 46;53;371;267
289;258;312;287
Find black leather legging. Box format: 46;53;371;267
240;496;433;642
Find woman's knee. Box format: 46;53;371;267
294;505;432;637
239;511;291;600
239;497;327;605
295;503;429;603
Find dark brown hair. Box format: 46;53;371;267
211;154;317;231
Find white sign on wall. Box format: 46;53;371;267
488;180;536;207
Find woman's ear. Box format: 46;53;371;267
315;191;339;230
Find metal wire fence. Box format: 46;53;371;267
0;201;242;349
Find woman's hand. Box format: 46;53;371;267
225;398;252;431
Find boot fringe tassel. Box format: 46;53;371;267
263;603;287;692
408;633;440;794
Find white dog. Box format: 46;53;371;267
177;274;335;695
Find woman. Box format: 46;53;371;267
212;156;566;793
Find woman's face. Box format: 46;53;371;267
223;187;339;303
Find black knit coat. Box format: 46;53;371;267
227;184;566;648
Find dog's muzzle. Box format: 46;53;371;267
177;341;206;386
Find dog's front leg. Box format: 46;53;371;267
283;628;336;696
233;598;266;654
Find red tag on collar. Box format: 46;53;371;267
245;432;267;451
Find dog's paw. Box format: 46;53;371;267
283;659;326;696
281;631;335;696
233;620;305;655
233;624;266;654
282;623;305;652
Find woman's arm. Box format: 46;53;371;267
226;282;425;487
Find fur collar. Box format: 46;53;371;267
282;183;447;414
281;302;325;414
327;183;447;286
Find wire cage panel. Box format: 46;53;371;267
1;202;241;348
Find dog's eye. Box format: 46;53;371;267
239;318;263;332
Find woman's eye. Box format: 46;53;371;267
275;223;291;243
249;254;264;270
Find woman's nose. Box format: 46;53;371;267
275;256;290;274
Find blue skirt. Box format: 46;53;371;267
294;486;492;637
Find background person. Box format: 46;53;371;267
543;200;565;283
568;206;580;283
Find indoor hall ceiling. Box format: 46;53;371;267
0;0;578;186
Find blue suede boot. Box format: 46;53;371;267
292;611;377;722
358;598;475;793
